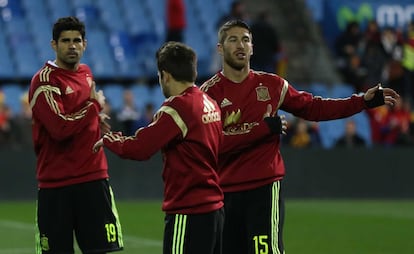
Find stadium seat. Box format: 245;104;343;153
308;82;330;97
331;83;355;98
1;84;25;115
46;0;74;21
102;84;124;112
130;83;152;110
75;4;102;30
150;85;165;109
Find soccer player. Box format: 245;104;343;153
200;20;399;254
93;41;224;254
29;16;123;254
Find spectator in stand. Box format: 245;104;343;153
288;118;313;148
401;21;414;103
0;90;12;146
250;10;285;76
12;91;33;148
366;105;389;146
381;96;412;146
361;20;388;89
335;119;366;148
364;20;381;46
334;21;363;73
381;27;404;61
216;0;249;28
165;0;186;42
117;89;141;136
341;53;368;93
135;102;155;128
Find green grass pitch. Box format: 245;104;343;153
0;199;413;253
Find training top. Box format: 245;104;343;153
200;70;368;192
29;61;108;188
103;86;224;214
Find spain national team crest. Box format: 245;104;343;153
256;85;270;101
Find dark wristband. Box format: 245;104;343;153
365;89;384;108
264;116;282;134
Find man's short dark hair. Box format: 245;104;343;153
52;16;86;42
218;19;251;44
156;41;197;83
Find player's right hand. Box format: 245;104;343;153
90;81;106;108
263;104;287;135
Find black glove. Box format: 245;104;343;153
264;116;283;134
365;88;384;108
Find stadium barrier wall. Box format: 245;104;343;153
1;147;412;200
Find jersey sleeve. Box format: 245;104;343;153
30;83;101;141
280;81;366;121
102;105;184;160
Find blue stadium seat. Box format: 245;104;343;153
0;32;13;78
350;112;372;146
130;83;152;110
331;83;355;98
20;0;47;14
46;0;74;21
120;0;152;34
75;4;102;30
95;0;125;31
0;0;25;21
1;84;25;115
308;83;330;97
3;17;28;36
87;29;117;78
103;84;124;112
150;85;165;109
318;119;346;149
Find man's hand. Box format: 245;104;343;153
93;138;104;153
99;113;111;134
364;84;399;108
263;104;287;135
90;81;106;108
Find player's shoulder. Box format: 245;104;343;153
31;62;59;85
200;73;222;92
78;63;92;73
251;70;285;83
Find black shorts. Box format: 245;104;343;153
163;208;224;254
36;179;123;254
223;181;285;254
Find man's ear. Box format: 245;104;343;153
217;43;223;56
51;40;57;52
161;70;171;83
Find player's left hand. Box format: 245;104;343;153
364;84;399;108
263;104;287;135
93;138;104;153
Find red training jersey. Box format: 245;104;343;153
201;70;368;192
103;86;224;214
29;61;108;188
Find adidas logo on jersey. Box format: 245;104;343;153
202;94;221;124
220;98;232;108
65;86;74;94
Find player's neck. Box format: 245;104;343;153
221;65;250;83
171;82;193;96
54;59;79;71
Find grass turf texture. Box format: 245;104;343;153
0;199;413;253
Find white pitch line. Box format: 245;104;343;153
0;220;163;248
0;248;33;254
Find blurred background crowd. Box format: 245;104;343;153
0;0;413;150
